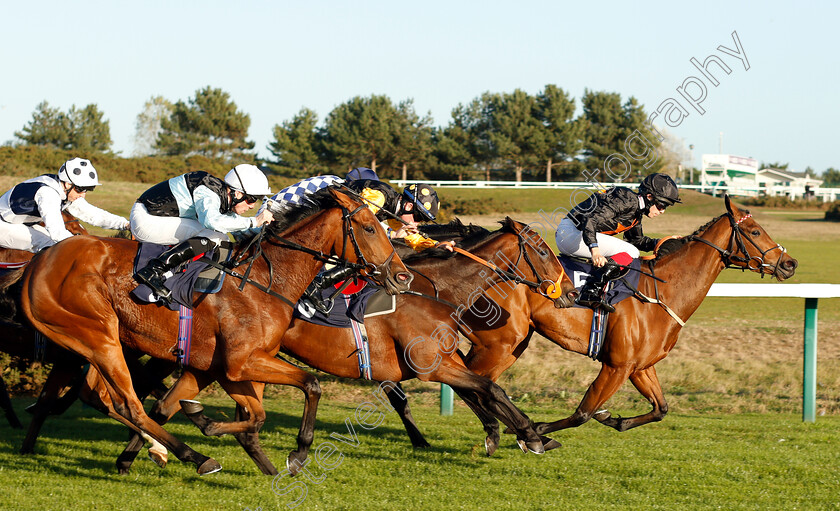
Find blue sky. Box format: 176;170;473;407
2;1;837;175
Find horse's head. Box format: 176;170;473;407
329;188;414;294
722;195;798;280
500;218;577;308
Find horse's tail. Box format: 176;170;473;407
0;266;27;326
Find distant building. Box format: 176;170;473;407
701;154;758;190
757;168;823;200
700;154;836;201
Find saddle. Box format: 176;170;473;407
131;242;232;310
293;282;395;328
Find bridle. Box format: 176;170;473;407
210;201;399;307
688;212;787;277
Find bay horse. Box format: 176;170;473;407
0;211;90;429
387;195;798;452
18;187;412;475
107;218;579;474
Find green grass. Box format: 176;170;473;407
1;394;838;511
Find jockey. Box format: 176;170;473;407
131;164;273;302
555;173;681;312
0;158;129;253
273;168;451;313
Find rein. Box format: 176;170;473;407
451;227;567;300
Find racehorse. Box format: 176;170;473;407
0;211;90;429
18;187;412;474
109;217;579;474
386;195;798;452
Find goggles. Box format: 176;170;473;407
73;185;95;193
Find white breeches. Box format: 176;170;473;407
129;203;226;247
555;218;639;260
0;220;55;253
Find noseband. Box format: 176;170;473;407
689;212;787;277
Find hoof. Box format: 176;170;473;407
484;437;498;457
197;458;222;475
148;450;168;469
594;409;611;421
542;438;562;451
517;439;545;455
180;399;204;416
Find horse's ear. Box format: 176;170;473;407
328;188;357;209
724;194;733;214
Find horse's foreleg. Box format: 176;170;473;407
231;384;279;476
384;382;430;449
220;353;321;476
449;386;501;456
0;373;22;429
595;366;668;432
534;364;633;435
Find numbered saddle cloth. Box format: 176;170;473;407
558;256;642;309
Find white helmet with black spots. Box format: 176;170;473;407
224;164;272;196
58;158;100;188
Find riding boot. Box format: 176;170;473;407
300;265;359;314
134;237;212;302
575;259;622;313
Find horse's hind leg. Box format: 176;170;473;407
20;362;85;453
422;357;544;454
595;366;668;432
116;369;213;474
0;373;22;429
534;364;633;436
384;382;430;449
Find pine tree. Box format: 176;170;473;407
268;107;325;176
156;86;254;160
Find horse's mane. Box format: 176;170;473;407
265;186;344;236
418;218;485;240
653;213;727;261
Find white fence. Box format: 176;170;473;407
391;180;840;202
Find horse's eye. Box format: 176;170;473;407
364;225;376;234
751;229;760;236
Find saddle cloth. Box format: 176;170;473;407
558;256;642;309
131;242;231;311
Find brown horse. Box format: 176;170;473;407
18;187;412;474
107;217;578;474
0;211;90;429
388;195;798;452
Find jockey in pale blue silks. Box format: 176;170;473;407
130;164;274;302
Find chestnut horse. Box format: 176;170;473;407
18;187;412;474
0;211;90;429
109;217;578;474
387;196;798;452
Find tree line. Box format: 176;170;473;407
13;84;835;185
